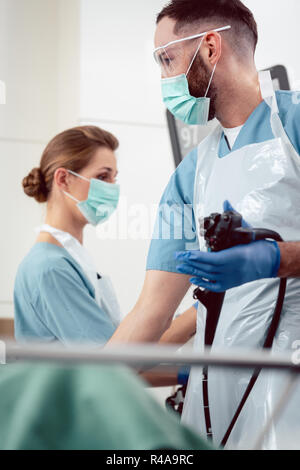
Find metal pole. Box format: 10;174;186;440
3;340;300;372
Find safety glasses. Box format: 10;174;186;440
153;25;231;78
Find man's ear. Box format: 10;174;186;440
204;31;222;66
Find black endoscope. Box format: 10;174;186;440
193;210;286;447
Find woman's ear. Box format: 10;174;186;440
54;168;70;192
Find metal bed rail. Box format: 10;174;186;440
2;340;300;450
1;340;300;372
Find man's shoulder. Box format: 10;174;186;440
276;90;300;120
175;146;198;174
166;147;198;203
276;90;300;153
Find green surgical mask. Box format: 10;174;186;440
64;170;120;226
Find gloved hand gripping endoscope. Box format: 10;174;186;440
193;210;287;447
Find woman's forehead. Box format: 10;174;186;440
89;147;117;168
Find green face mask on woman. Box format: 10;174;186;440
64;170;120;226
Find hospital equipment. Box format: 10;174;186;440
3;341;300;450
189;208;286;446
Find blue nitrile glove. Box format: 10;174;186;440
177;366;190;386
175;241;281;293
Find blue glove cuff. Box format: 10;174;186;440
178;367;190;386
271;241;281;277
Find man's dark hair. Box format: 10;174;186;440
157;0;258;58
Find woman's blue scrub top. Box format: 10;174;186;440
14;243;116;344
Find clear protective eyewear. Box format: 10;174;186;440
153;25;231;78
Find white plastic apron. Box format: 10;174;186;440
36;225;121;329
182;72;300;450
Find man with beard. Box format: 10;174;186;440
110;0;300;450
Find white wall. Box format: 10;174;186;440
245;0;300;88
0;0;80;318
79;0;177;315
1;0;300;320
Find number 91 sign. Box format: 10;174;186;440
166;110;216;168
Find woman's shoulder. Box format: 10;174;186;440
16;243;84;286
22;242;73;268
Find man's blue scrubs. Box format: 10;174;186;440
147;91;300;272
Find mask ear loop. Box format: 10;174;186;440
186;33;219;97
186;36;205;77
204;62;217;98
63;170;90;203
205;33;222;97
63;190;80;203
68;169;90;183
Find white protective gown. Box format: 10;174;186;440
181;72;300;450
